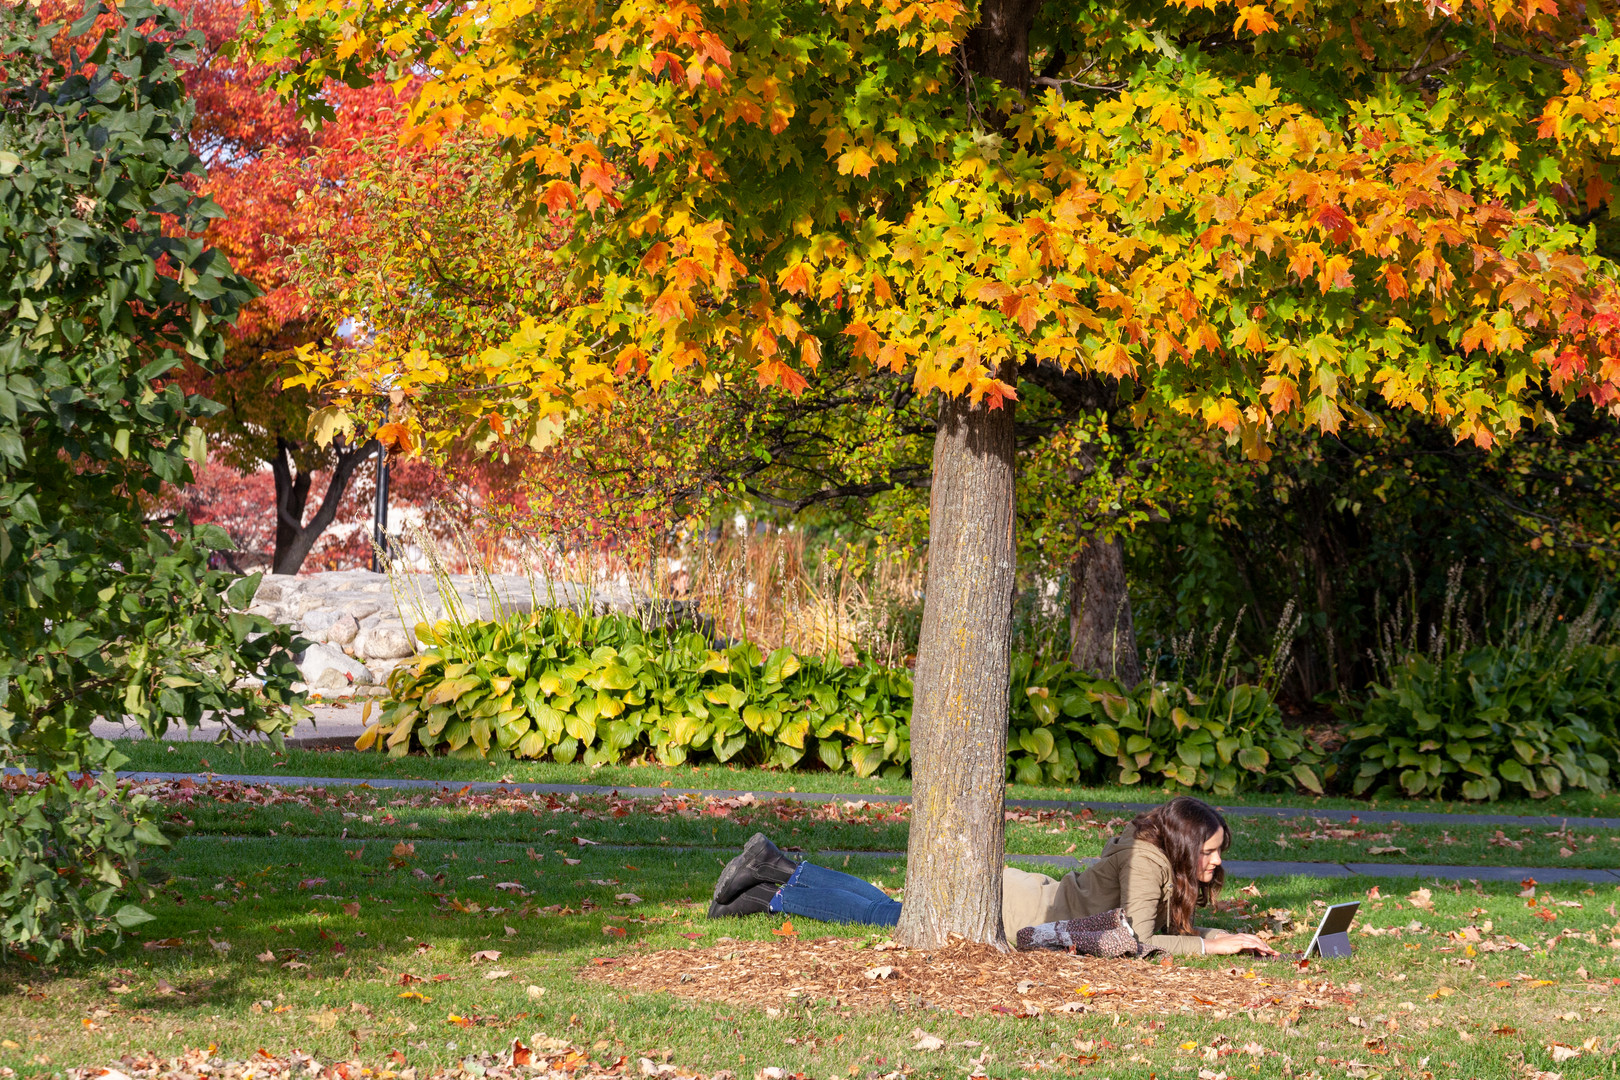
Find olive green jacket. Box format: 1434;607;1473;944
1000;824;1218;955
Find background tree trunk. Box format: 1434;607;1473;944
269;437;379;574
1068;533;1142;686
896;381;1018;950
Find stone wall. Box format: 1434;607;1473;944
251;570;636;696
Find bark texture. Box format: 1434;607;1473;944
270;436;379;575
896;383;1018;949
1068;533;1143;686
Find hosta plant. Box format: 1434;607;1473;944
1343;644;1620;800
1008;654;1328;797
364;607;1320;796
361;608;913;778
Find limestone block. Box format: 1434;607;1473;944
323;614;360;647
357;624;416;660
302;610;342;636
296;642;375;687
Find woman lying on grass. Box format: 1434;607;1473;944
709;795;1277;957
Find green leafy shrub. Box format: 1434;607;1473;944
1007;654;1328;796
367;608;1320;795
365;609;914;778
0;742;166;963
0;1;304;961
1342;645;1620;800
1342;573;1620;801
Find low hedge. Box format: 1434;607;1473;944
1342;643;1620;800
358;609;1325;795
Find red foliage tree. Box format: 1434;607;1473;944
170;0;419;573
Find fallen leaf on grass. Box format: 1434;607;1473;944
481;969;512;980
526;985;546;999
398;991;431;1002
471;950;502;963
602;926;627;938
495;882;528;893
509;1038;532;1067
447;1014;474;1028
1407;888;1434;910
1366;886;1381;899
298;878;328;890
563;858;581;866
1368;846;1406;855
1529;979;1557;987
1428;987;1455;1000
256;950;275;963
615;893;644;905
143;938;183;951
574;837;599;846
281;960;309;971
771;921;797;938
342;902;360;916
1550;1045;1580;1063
154;979;183;996
910;1030;944;1052
680;933;704;940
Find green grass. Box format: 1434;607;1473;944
7;802;1620;1078
158;785;1620;870
114;738;1620;818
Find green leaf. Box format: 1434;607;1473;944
113;905;156;928
1292;764;1324;794
1236;746;1269;772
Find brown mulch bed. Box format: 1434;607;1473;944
581;938;1355;1021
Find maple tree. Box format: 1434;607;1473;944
169;0;414;574
258;0;1620;946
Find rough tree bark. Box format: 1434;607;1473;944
891;0;1044;950
270;435;380;574
896;375;1019;949
1068;534;1143;686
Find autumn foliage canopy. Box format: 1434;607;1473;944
254;0;1620;457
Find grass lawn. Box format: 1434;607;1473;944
157;780;1620;870
6;800;1620;1079
114;739;1620;820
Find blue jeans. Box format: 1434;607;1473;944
768;862;902;927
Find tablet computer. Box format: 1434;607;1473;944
1300;900;1360;959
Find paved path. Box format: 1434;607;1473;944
109;769;1620;831
91;704;371;747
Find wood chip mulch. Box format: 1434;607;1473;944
581;938;1355;1022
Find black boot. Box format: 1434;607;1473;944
712;833;800;905
707;882;778;919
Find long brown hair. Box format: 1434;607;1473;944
1131;796;1230;934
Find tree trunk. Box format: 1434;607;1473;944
1068;533;1142;686
270;437;379;575
896;381;1018;950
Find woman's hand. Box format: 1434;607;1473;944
1201;931;1278;956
